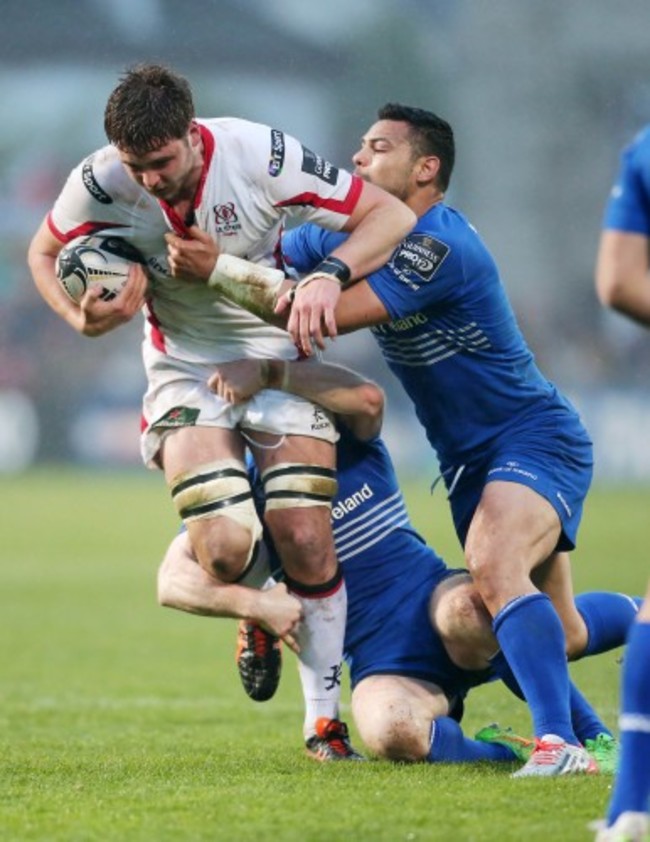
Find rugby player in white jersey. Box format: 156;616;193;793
27;64;415;757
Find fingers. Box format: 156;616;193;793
274;291;292;315
164;228;219;281
187;225;212;244
281;633;300;655
282;276;341;354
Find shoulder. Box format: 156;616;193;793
620;125;650;170
199;117;294;181
199;116;279;149
66;145;145;205
389;205;471;278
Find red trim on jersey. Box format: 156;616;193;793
47;213;127;243
158;123;216;237
274;174;364;217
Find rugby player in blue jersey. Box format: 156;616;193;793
166;104;640;776
158;357;636;769
591;126;650;842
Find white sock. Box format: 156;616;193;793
291;578;347;739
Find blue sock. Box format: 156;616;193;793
607;622;650;823
575;592;641;657
427;716;515;763
493;592;576;744
569;682;611;742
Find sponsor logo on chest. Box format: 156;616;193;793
390;233;450;289
212;202;242;236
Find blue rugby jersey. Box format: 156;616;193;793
603;125;650;235
283;209;584;472
330;431;450;655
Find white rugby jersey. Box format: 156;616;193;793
48;118;363;363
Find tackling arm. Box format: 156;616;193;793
157;532;302;650
282;182;414;352
208;358;385;442
595;229;650;327
208;253;391;351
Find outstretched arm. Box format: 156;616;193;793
282;181;414;348
209;358;385;442
204;252;391;355
157;532;302;652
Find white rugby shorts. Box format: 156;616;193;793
140;352;338;468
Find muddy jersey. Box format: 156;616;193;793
48;118;363;364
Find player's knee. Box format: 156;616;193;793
261;462;336;553
434;578;480;636
464;550;510;610
352;680;431;762
357;704;429;762
432;580;495;670
169;458;262;582
201;543;251;582
262;462;338;580
189;520;259;582
266;508;322;552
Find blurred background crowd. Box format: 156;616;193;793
2;0;650;481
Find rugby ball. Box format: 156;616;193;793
55;234;144;303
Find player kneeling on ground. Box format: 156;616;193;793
158;359;636;770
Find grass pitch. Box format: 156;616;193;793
2;469;647;841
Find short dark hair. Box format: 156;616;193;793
377;103;455;191
104;63;195;155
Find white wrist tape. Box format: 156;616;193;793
208;254;285;313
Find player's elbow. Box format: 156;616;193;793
400;205;418;237
359;382;385;424
156;560;178;608
595;267;619;309
350;383;385;441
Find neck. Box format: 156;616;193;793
408;191;444;218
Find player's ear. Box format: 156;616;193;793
415;155;440;188
188;121;202;148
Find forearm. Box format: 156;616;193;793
337;199;415;279
600;274;650;326
264;359;384;440
28;242;84;332
157;536;265;620
208;254;291;326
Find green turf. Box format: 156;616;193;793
2;470;647;841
